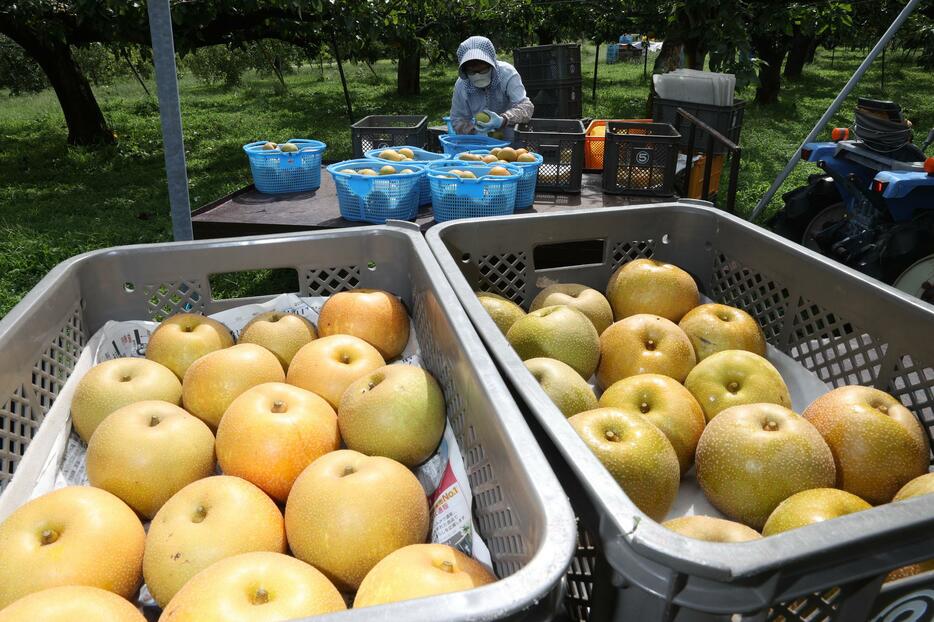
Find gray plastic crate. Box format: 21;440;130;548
0;225;576;622
426;203;934;622
351;115;428;158
514;119;586;193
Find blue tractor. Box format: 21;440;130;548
769;98;934;303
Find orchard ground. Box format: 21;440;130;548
1;45;931;316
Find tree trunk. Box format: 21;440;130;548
784;26;813;80
536;23;557;45
805;37;819;64
397;42;421;96
652;39;682;75
753;33;789;104
2;27;114;145
683;38;706;70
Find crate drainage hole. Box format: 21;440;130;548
662;234;670;245
461;253;471;263
124;282;135;293
367;261;377;271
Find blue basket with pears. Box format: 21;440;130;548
426;160;522;222
243;139;327;194
438;134;511;157
326;159;426;224
461;148;543;209
364;146;451;206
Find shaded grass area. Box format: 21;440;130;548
0;46;931;317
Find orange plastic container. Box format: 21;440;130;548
584;119;652;171
685;154;725;199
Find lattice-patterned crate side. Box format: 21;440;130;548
566;522;598;622
768;588;842;622
300;265;361;297
477;252;529;305
786;296;888;388
0;386;42;486
887;355;934;438
609;239;656;273
709;252;791;345
412;292;525;580
31;302;85;411
143;280;205;321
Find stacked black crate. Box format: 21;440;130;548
514;44;582;120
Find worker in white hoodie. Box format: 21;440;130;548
449;36;534;138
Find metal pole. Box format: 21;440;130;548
881;46;886;92
147;0;192;241
643;35;649;81
331;36;354;122
749;0;921;222
592;42;599;103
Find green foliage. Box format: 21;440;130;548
0;35;47;95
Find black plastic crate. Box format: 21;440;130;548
514;119;585;193
427;125;447;153
652;97;745;154
350;115;428;158
602;121;680;196
526;79;583;120
514;44;581;83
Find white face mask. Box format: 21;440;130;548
468;69;492;88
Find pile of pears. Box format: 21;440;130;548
377;148;416;162
342;165;416;177
459;147;536;165
260;142;300;153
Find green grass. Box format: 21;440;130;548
0;45;931;318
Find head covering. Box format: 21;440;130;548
457;36;500;93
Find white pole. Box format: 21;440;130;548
147;0;193;241
749;0;922;222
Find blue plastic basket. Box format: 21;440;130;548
438;134;511;156
326;159;425;224
365;146;451;206
243;139;327;194
463;149;543;209
426;161;522;222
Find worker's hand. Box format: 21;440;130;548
475;110;504;132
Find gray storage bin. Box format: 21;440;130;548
0;225;576;622
426;203;934;621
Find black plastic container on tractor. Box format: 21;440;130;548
525;79;583;120
513;44;582;83
514;119;585;193
652;97;746;155
350;115;428;158
602;121;681;196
